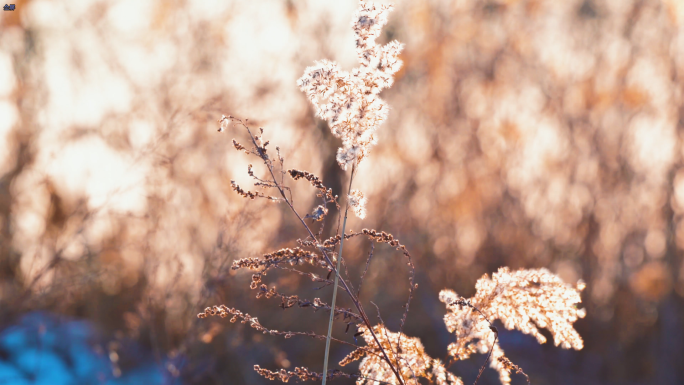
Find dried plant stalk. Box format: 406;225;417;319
296;1;405;383
322;162;356;385
198;2;587;384
214;114;407;385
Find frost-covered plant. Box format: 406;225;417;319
439;268;586;384
297;2;403;382
297;0;403;171
331;268;586;385
199;1;586;385
340;324;464;385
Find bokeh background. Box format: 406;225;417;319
2;0;684;384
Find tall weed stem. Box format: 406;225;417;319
322;162;356;385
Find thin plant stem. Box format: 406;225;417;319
473;333;498;385
322;162;356;385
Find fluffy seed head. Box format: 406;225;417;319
297;1;404;170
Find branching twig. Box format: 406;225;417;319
223;116;406;385
448;298;500;385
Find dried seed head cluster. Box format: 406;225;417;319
348;189;368;219
205;120;588;385
253;365;323;382
431;360;463;385
439;267;586;384
231;180;278;201
297;0;404;170
288;169;337;206
198;305;359;342
230;246;363;322
341;324;463;385
232;247;327;272
205;2;586;384
253;365;373;383
497;356;530;384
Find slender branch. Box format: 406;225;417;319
447;298;500;385
199;304;377;357
473;333;498;385
323;162;356;385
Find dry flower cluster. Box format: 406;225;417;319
439;268;586;384
348;190;368;220
199;2;586;385
297;0;404;171
340;324;463;385
205;118;586;384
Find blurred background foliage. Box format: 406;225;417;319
1;0;684;383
